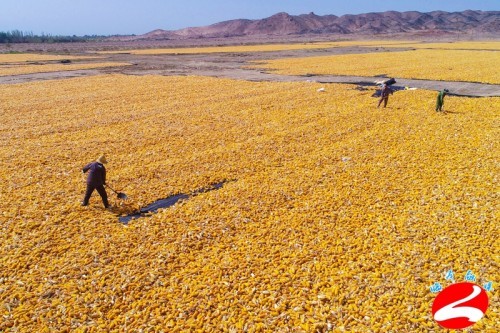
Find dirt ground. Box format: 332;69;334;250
1;39;499;97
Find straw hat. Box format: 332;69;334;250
96;154;108;164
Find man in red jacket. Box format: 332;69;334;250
81;155;110;208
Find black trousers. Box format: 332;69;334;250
378;96;389;108
83;184;109;207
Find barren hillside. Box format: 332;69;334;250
120;10;499;40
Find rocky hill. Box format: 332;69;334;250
133;10;499;40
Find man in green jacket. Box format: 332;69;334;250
436;89;449;112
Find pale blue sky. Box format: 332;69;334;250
1;0;498;36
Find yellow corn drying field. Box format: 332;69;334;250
97;41;500;56
0;62;131;76
97;40;417;55
0;74;498;332
378;41;500;50
253;49;500;84
0;54;99;64
97;43;344;55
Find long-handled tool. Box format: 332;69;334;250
105;184;128;199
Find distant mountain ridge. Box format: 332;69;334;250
133;10;499;40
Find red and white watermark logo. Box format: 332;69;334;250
431;282;489;329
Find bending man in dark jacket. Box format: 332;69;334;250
82;155;110;208
377;84;394;108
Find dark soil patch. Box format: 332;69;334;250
119;181;228;224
